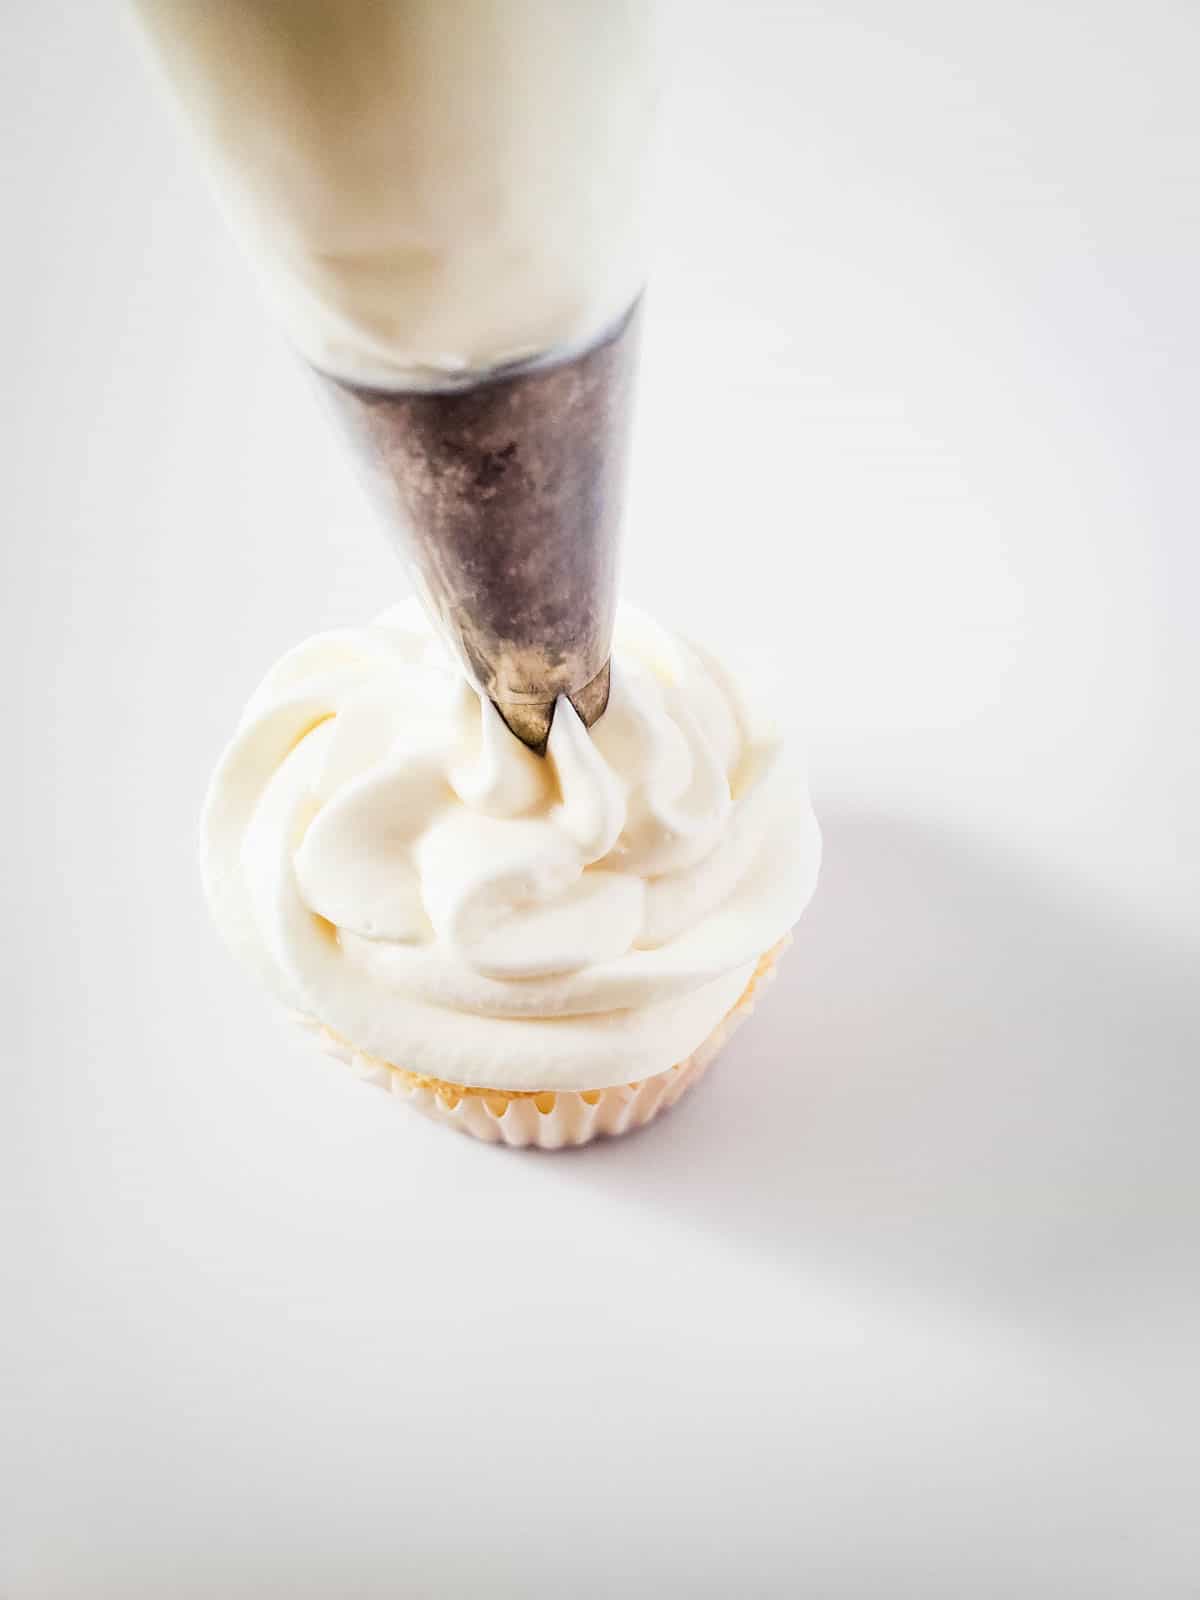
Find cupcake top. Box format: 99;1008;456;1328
203;603;820;1090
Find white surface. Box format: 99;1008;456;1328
4;3;1198;1596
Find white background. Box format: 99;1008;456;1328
4;3;1198;1595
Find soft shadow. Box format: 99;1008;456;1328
570;811;1199;1331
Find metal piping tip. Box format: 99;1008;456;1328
317;299;641;752
497;660;612;758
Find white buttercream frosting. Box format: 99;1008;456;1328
129;0;658;389
202;604;821;1091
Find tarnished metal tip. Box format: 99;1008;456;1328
318;299;640;760
568;658;613;731
493;659;612;755
494;701;554;756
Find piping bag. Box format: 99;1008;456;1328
129;0;655;751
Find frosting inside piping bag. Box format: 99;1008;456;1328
129;0;658;388
203;602;821;1091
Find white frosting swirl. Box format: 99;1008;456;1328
202;604;821;1091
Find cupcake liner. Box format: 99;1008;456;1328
292;938;790;1149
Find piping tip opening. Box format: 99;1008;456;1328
493;659;612;755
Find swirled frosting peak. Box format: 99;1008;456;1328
203;603;820;1090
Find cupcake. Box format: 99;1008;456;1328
202;601;821;1147
136;1;819;1146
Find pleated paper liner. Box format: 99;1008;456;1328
293;938;790;1149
